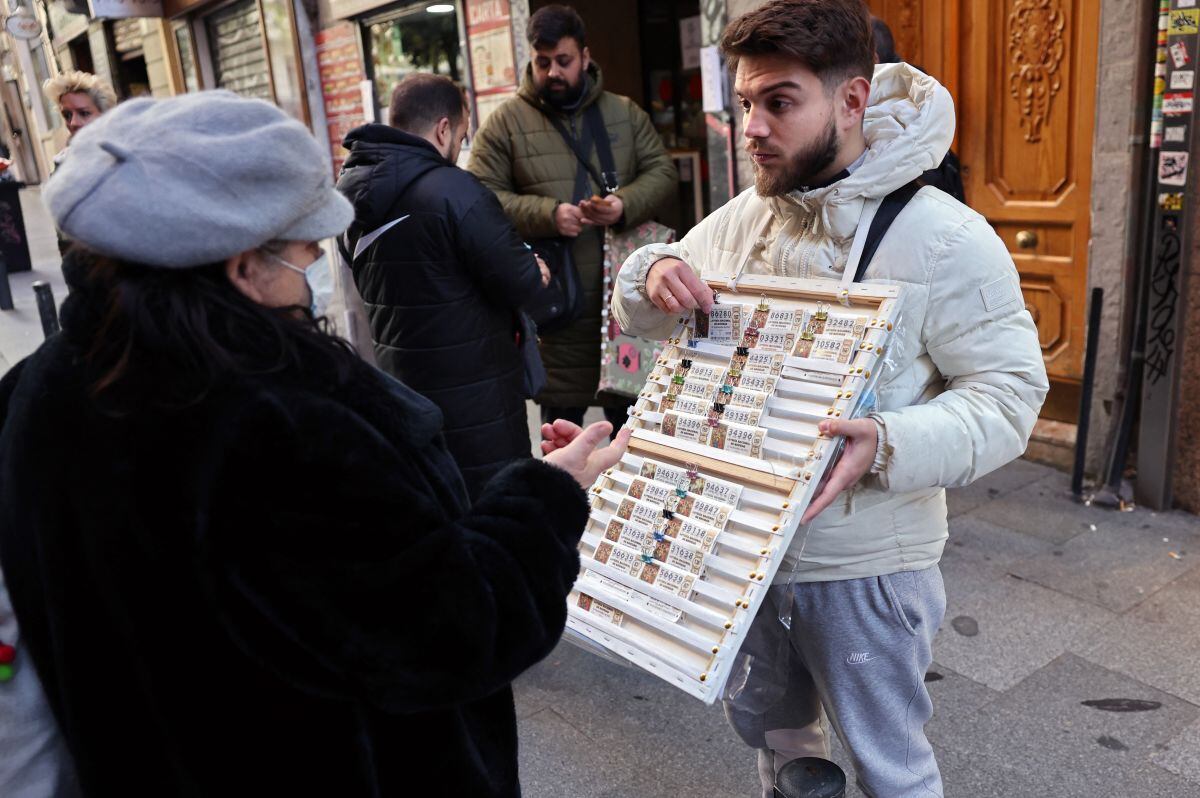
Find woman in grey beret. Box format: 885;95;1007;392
0;91;625;798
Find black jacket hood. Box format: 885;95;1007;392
339;124;449;230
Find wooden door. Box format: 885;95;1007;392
869;0;1099;421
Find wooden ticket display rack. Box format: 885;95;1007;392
566;272;903;703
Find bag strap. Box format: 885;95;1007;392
853;179;923;282
522;95;618;193
583;103;619;192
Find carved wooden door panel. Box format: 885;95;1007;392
870;0;1099;421
865;0;957;101
959;0;1098;420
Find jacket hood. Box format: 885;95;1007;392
771;63;956;237
338;124;448;230
517;61;605;114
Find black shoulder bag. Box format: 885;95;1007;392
522;100;618;335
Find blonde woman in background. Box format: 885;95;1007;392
42;71;118;258
43;70;118;157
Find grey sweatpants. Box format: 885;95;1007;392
724;566;946;798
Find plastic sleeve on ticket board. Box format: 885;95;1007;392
722;585;792;713
878;311;906;383
563;626;636;669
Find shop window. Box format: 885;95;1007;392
29;42;61;131
204;0;307;122
206;0;272;102
173;21;200;93
362;2;463;124
260;0;306;122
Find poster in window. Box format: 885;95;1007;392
470;26;516;93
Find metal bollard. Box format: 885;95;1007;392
0;253;11;311
32;281;59;337
774;757;847;798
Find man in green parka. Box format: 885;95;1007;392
468;3;677;430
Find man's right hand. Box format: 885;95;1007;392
646;258;715;315
554;203;589;237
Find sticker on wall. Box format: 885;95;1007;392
1166;124;1188;143
1171;41;1191;68
1171;70;1196;89
1159;193;1185;211
1159;151;1190;186
1170;9;1199;34
1164;92;1195;114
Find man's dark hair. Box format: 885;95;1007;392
527;4;586;50
872;16;900;63
720;0;875;91
388;73;466;133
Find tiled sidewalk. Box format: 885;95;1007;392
515;461;1200;797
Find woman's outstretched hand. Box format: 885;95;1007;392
542;419;631;489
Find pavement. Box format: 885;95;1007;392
4;187;1199;797
0;186;68;372
514;461;1200;797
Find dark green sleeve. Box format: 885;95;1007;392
613;99;678;228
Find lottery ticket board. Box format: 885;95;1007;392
567;272;904;703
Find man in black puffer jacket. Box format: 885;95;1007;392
338;74;547;499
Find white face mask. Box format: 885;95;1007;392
267;250;334;319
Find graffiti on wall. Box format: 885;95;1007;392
1146;215;1182;386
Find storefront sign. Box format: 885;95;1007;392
89;0;164;17
315;21;367;176
465;0;516;126
466;0;508;27
4;12;43;40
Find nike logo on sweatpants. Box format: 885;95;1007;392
846;652;878;665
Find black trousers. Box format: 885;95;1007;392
539;401;632;439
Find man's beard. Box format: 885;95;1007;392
749;117;840;197
539;74;586;107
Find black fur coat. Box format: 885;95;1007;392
0;293;588;796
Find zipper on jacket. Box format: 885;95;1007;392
794;203;819;279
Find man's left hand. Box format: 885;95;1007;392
580;194;624;227
800;418;878;524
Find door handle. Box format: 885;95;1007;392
1016;230;1038;249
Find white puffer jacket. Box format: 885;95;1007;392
612;63;1049;582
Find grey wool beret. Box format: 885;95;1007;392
43;90;354;268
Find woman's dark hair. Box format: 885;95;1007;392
63;247;357;412
527;4;586;50
720;0;875;92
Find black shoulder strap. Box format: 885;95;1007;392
583;103;619;192
854;179;923;282
521;96;618;193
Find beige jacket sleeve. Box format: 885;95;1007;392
875;216;1049;492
